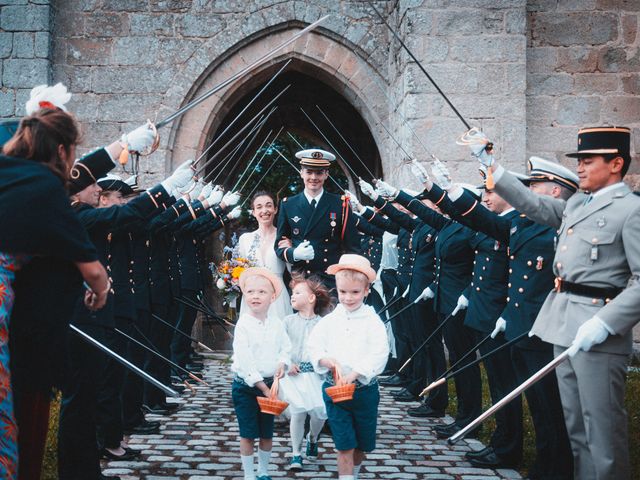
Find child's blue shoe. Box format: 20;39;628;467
306;434;318;459
257;476;273;480
288;455;303;470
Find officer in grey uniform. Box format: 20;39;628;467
466;126;640;480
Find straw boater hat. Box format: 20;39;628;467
239;267;283;298
326;254;377;283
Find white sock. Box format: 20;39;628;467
353;463;362;479
240;454;255;479
309;413;325;442
290;412;306;456
339;476;355;480
257;449;271;476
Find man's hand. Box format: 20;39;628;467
431;159;453;189
227;206;242;220
410;159;430;184
416;286;435;302
359;179;378;200
122;121;156;152
567;317;610;356
345;190;363;213
456;294;469;311
161;160;193;195
491;317;507;339
375;180;398;199
199;182;213;200
221;191;240;208
461;128;494;167
293;240;314;261
204;187;223;207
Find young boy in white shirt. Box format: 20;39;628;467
308;254;389;480
232;267;291;480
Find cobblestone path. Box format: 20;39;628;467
103;352;521;479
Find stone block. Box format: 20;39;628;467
434;10;503;36
14;88;31;116
0;89;15;116
526;73;574;95
526;95;557;126
0;0;28;5
66;38;114;65
573;73;620;93
598;46;640;73
34;32;50;58
622;14;638;44
129;13;174;36
556;0;597;10
506;62;526;93
12;32;34;58
90;66;176;94
530;12;618;46
112;37;159;65
527;46;557;73
2;58;49;88
596;0;640;10
84;13;129;36
448;35;525;63
556;47;599;73
0;4;50;31
527;125;578;152
177;13;226;37
150;0;191;12
622;73;640;94
406;63;478;94
601;96;640;124
0;33;12;59
102;0;147;11
556;96;601;125
505;8;526;34
53;65;92;92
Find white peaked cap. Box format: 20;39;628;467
25;83;72;115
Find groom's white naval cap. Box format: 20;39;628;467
295;149;335;169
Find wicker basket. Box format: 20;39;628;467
257;376;289;415
325;366;356;403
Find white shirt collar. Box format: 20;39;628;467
304;189;324;205
591;181;626;198
499;207;515;217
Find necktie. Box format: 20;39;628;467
583;194;593;206
310;199;317;209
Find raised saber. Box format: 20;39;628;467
236;127;284;194
156;16;329;129
231;128;274;191
367;2;470;130
70;325;179;397
151;313;215;353
192;59;291;166
382;295;424;324
421;331;529;396
448;348;571;445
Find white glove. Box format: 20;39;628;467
410;159;430;184
359;179;377;200
121;122;156;153
375;180;398;199
205;187;223;207
456;294;469;311
293;240;314;261
416;286;435;302
431;159;453;190
227;206;242;220
346;190;363;213
567;317;610;357
199;182;213;200
177;179;195;197
191;179;204;199
161;160;193;195
419;286;434;300
221;191;240;207
491;317;507;339
465;128;494;167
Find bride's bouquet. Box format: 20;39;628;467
211;234;254;308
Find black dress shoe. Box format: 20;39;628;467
124;420;160;435
100;475;120;480
158;402;180;411
379;374;408;387
407;404;445;418
391;387;410;397
465;446;492;459
380;369;396;377
101;448;140;461
434;422;480;439
467;447;519;468
393;390;419;402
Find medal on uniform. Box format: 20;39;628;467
329;212;337;228
494;240;500;251
536;256;544;270
292;216;301;223
293;228;299;235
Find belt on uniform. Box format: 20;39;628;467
554;277;622;303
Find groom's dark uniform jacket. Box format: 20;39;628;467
275;191;361;278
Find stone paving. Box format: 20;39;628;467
103;352;521;480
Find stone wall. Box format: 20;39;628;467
0;0;52;117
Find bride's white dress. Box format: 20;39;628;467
237;230;292;319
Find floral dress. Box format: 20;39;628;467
0;252;27;479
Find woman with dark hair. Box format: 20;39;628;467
0;108;110;478
237;191;292;318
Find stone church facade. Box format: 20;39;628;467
1;0;638;188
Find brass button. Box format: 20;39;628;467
476;287;480;291
592;237;598;243
523;275;528;280
556;262;562;269
479;276;483;280
510;255;514;260
567;228;573;234
518;287;524;293
509;268;513;274
506;296;510;301
592;298;598;304
527;260;532;266
515;303;519;308
508;283;512;288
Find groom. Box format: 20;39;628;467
275;148;360;290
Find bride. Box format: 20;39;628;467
237;190;292;318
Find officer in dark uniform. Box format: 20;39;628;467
275;149;360;291
445;157;577;479
58;159;191;480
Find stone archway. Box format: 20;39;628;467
161;23;392;182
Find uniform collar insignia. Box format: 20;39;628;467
292;216;301;223
510;226;518;234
